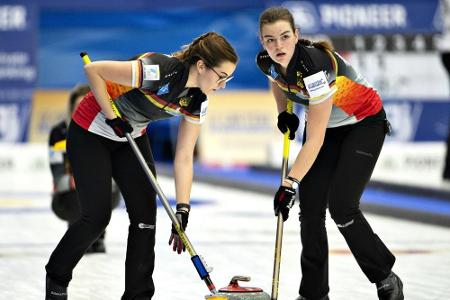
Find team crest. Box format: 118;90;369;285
179;95;192;107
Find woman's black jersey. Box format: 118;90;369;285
73;53;208;141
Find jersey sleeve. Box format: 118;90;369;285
182;90;208;125
304;48;338;105
184;99;208;124
303;70;337;105
131;53;174;92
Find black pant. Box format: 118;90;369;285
298;109;395;299
46;121;157;300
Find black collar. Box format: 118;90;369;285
286;42;301;75
169;59;194;98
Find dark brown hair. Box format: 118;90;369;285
259;7;334;51
259;7;295;34
173;32;239;67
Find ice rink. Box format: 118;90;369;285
1;176;450;300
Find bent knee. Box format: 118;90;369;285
330;209;362;229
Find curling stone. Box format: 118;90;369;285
205;276;270;300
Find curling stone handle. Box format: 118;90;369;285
230;276;251;285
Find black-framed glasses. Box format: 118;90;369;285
208;66;234;84
197;56;234;84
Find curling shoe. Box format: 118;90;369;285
296;295;329;300
376;272;404;300
45;275;67;300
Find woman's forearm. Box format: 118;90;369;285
288;139;323;182
84;62;132;120
288;98;332;182
173;154;194;205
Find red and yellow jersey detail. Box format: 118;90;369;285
332;76;382;120
274;80;303;94
144;93;199;121
106;81;132;101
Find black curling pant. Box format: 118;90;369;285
45;121;157;300
298;109;395;299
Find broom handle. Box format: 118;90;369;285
271;100;293;300
80;52;217;294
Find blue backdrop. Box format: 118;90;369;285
37;0;442;89
1;0;445;142
38;9;264;89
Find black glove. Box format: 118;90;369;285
105;117;133;138
169;203;190;254
277;111;299;140
274;185;296;221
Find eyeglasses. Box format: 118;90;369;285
208;66;234;84
197;56;234;84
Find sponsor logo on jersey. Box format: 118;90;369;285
164;71;178;79
157;83;170;96
308;78;327;89
143;65;160;81
303;71;330;98
269;65;279;79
